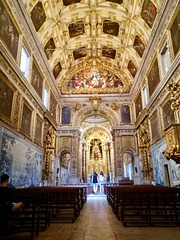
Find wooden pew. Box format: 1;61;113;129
40;186;87;223
7;194;40;239
13;188;50;231
106;185;180;227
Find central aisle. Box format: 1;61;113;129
37;195;180;240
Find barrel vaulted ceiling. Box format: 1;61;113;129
26;0;162;95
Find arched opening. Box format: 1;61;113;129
79;114;113;183
122;148;136;181
59;150;71;184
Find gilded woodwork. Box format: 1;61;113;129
71;130;79;176
43;123;56;180
137;118;154;179
0;55;44;117
169;81;180;115
162;81;180;164
83;127;110;176
162;124;180;164
12;91;21;129
59;58;131;94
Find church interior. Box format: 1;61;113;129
0;0;180;188
0;0;180;238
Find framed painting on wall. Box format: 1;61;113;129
147;58;160;98
121;105;131;124
49;93;57;119
0;0;19;59
31;62;43;99
135;92;143;118
162;100;175;129
34;116;43;144
0;72;14;120
21;102;32;137
170;8;180;57
150;111;160;142
61;106;71;125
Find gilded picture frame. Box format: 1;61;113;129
34;115;43;145
161;99;175;130
135;92;143;119
147;58;161;98
31;61;43;99
49;92;57;120
20;101;33;137
0;71;14;121
0;0;19;59
150;111;160;143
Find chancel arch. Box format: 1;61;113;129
80;125;112;183
73;106;120;127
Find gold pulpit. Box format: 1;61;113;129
162;124;180;164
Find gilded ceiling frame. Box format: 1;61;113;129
59;58;131;94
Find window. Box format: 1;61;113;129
20;46;30;79
43;88;48;108
160;42;171;76
143;85;148;107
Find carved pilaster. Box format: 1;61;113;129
169;81;180;122
71;130;79;176
137;118;154;180
12;91;21;129
112;129;122;176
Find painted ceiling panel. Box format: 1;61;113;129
27;0;162;95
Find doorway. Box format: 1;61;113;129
164;164;171;187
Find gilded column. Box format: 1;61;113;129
137;118;154;181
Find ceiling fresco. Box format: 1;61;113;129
26;0;162;95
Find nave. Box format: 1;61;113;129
34;195;180;240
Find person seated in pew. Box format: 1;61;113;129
0;174;23;235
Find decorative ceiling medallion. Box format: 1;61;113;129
59;58;131;94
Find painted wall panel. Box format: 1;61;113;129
151;138;180;187
0;125;43;188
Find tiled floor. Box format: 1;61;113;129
35;195;180;240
